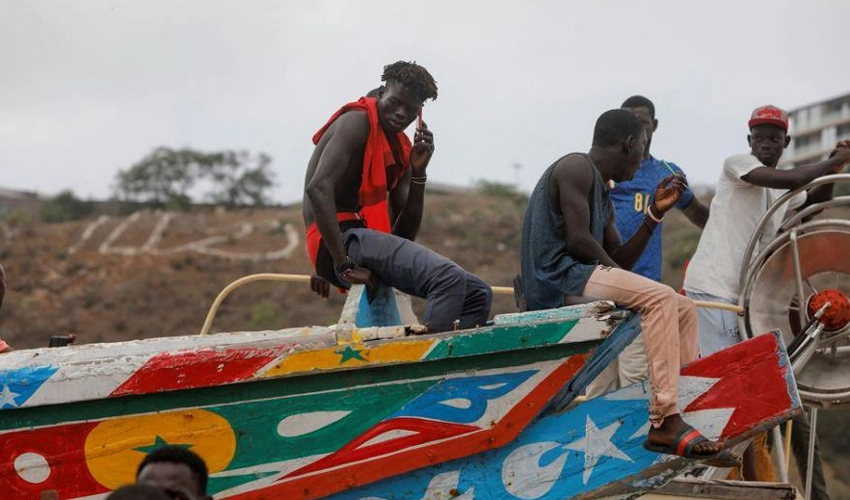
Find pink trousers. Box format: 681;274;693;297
582;266;699;426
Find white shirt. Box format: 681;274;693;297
684;154;807;301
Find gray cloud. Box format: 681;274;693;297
1;0;848;202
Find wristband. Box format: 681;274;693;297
335;257;356;277
410;175;427;185
646;205;664;223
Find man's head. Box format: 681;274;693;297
136;446;210;500
621;95;657;155
592;109;648;182
747;105;790;167
375;61;438;134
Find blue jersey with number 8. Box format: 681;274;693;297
610;157;694;282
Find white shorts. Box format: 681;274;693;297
685;290;742;357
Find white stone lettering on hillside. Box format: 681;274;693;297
69;212;300;261
68;214;111;254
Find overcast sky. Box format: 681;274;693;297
1;0;848;203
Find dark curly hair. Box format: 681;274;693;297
381;61;438;102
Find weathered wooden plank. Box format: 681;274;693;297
0;303;622;411
323;333;800;500
642;479;798;500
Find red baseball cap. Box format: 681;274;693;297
748;105;788;131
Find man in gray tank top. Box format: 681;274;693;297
521;109;734;464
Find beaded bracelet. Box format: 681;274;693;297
646;205;664;223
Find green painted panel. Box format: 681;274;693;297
425;320;578;360
215;380;434;467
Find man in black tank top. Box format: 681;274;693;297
521;109;735;465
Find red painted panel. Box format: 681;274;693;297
289;417;479;477
682;334;792;439
112;347;289;396
0;423;107;499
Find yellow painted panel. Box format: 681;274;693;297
84;410;236;490
263;339;435;377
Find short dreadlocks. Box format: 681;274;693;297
381;61;438;102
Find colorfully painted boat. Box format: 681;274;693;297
0;285;800;499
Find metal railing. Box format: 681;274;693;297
199;273;743;336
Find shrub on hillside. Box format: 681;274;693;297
40;190;93;223
7;209;32;228
248;300;283;330
475;180;527;209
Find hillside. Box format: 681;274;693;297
1;190;848;497
0;191;525;346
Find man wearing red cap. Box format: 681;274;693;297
684;105;849;354
684;105;850;492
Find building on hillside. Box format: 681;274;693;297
0;186;41;218
781;91;850;168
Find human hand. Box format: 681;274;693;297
310;271;330;299
341;266;379;303
829;140;850;172
651;174;687;214
410;121;434;175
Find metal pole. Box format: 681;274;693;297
784;419;793;479
789;229;809;322
200;274;745;336
772;425;788;483
805;407;818;500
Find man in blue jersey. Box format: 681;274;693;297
588;95;709;396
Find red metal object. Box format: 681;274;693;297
807;289;850;332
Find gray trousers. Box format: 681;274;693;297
342;228;492;333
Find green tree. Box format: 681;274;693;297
202;151;276;207
113;147;275;209
114;147;207;206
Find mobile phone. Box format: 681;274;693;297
48;335;74;348
417;107;423;131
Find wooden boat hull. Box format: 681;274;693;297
325;332;801;500
0;301;632;499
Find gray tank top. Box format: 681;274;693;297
520;153;612;310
